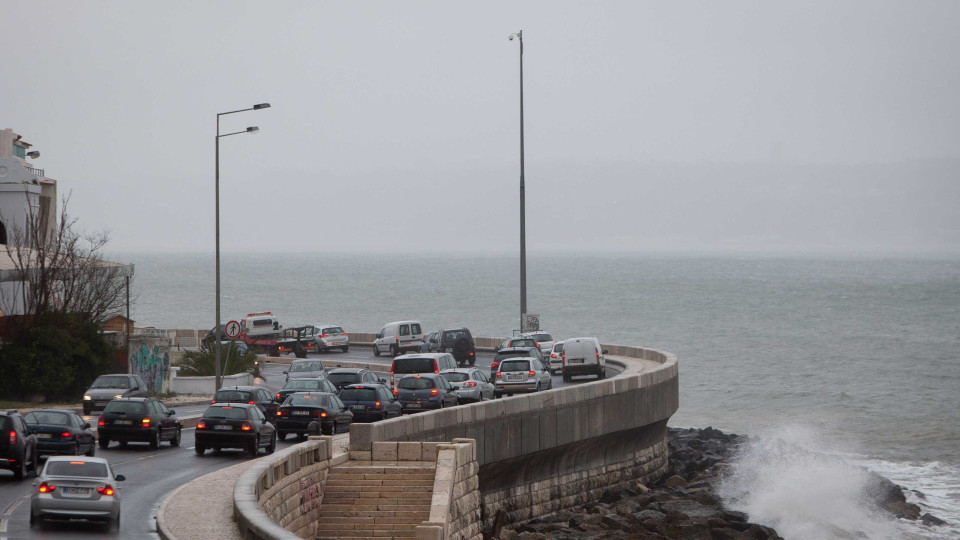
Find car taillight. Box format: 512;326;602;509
395;336;399;343
97;485;115;496
597;350;600;361
491;361;499;369
551;353;557;358
320;333;329;338
61;432;73;439
463;382;476;388
276;393;281;400
38;482;56;493
529;371;536;376
320;411;327;418
341;332;348;336
8;431;15;444
373;401;382;410
433;360;439;374
241;422;252;431
496;372;502;378
248;401;255;405
277;410;288;416
197;420;207;429
430;389;438;397
392;388;399;397
141;418;151;427
97;417;105;427
469;352;474;356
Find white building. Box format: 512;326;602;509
0;128;56;244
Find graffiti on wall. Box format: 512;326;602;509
130;344;169;393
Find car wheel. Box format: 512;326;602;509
13;456;25;480
29;510;38;528
149;430;160;450
99;438;110;449
391;345;399;357
494;391;502;399
563;374;571;383
170;428;182;447
86;441;96;457
373;345;380;357
469;358;476;366
247;439;258;457
195;445;206;455
342;345;349;353
111;511;120;532
82;405;91;416
536;382;541;393
75;442;82;456
266;431;277;454
278;431;287;441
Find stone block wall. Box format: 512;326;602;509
415;439;482;540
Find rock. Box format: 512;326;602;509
540;510;575;524
710;528;743;539
665;475;688;488
722;510;748;522
601;513;636;531
659;499;721;520
634;509;666;522
600;489;632;504
887;500;921;520
569;513;603;529
516;532;547;540
920;512;947;526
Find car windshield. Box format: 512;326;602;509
326;373;360;385
203;406;249;419
340;388;377;401
510;339;536;348
393;358;435;374
215;390;253;402
322;327;344;334
284;380;320;390
24;411;71;426
441;373;469;382
103;401;146;414
500;360;530;372
91;376;129;389
287;394;325;407
291;361;323;372
398;378;435;390
45;461;109;478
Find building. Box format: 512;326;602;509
0;128;57;244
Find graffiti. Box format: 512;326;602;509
129;343;169;393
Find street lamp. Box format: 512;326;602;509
509;30;527;331
215;102;270;391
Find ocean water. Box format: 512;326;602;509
125;252;960;538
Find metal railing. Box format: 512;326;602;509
24;165;45;177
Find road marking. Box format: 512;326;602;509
2;499;21;515
0;518;7;532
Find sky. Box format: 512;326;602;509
2;1;959;255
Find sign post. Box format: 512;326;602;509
224;320;241;339
521;313;540;333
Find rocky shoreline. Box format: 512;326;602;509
498;427;944;539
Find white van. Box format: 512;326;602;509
389;353;458;388
373;320;424;357
561;337;607;382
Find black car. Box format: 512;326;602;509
275;392;352;438
325;368;385;391
213;386;278;418
195;403;277;457
421;328;477;366
339;384;403;422
275;378;338;403
24;409;96;457
394;374;460;412
97;398;182;449
0;410;39;480
490;346;545;378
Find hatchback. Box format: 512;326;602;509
313;324;350;353
96;398;182;449
284;359;326;382
275;378;339;403
394;374;459;412
326;368;385;391
496;337;538;351
275;392;353;438
490;346;545;379
212;386;278;417
29;456;125;530
521;332;557;357
440;368;495;403
195;403;277;457
339;384;403;422
547;341;565;375
494;357;553;397
0;410;39;480
24;410;96;457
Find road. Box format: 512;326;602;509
0;348;615;539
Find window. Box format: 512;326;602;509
46;461;108;478
24;411;71;426
323;327;344;334
104;401;147;414
500;360;530;372
398;377;435;390
203;406;249;420
411;323;421;334
400;324;410;335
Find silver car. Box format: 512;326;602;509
494;357;553;397
547;340;565;375
30;456;125;530
520;331;557;357
284;359;326;382
440;368;495;403
313;324;349;353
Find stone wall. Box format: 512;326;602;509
415;439;482;540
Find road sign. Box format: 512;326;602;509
521;313;540;333
224;320;241;339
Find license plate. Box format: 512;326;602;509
508;374;525;381
63;487;90;495
350;405;366;410
408;402;421;408
36;433;52;439
114;419;132;425
292;410;310;415
95;402;108;407
213;425;233;430
569;358;584;364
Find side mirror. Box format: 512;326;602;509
283;370;288;374
167;410;175;416
379;378;387;384
603;349;609;354
132;386;140;391
451;385;461;391
27;471;38;479
84;422;91;429
115;474;126;482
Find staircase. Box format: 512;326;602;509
315;462;436;539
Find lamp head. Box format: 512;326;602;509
509;34;514;41
253;103;271;110
26;151;40;159
247;126;259;133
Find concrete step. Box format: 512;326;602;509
319;496;432;506
315;516;432;526
319;504;432;513
317;531;417;539
325;484;433;493
316;523;419;535
326;478;435;486
327;472;436;481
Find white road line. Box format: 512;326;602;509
1;499;21;515
0;518;7;532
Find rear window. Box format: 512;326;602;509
510;339;536;348
0;416;9;431
393;358;436;374
553;342;565;353
532;333;553;342
203;406;249;420
340;388;378;401
24;412;71;426
45;461;108;478
214;390;253;402
442;330;468;343
398;377;435;390
288;394;325;407
500;360;530;372
290;361;323;372
441;372;469;382
104;401;147;414
327;373;360;385
322;327;344;334
284;380;320;390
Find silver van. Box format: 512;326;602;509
373;321;424;357
561;337;607;382
389;353;457;388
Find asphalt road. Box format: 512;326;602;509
0;347;615;539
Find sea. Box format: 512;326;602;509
123;251;959;539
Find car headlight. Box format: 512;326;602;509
83;395;92;400
114;394;123;399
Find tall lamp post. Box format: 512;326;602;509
215;102;270;391
509;30;526;331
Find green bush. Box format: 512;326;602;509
178;341;259;377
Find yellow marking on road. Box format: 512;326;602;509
1;499;21;515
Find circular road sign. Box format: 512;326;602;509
224;320;241;339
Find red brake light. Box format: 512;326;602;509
374;401;382;410
529;371;536;376
241;422;252;431
430;389;438;397
211;400;217;404
341;332;348;336
97;485;115;496
8;431;15;444
197;420;207;429
141;418;151;427
320;411;327;418
248;401;255;405
320;333;329;338
276;393;281;400
38;482;56;493
496;372;502;378
491;361;499;369
61;432;73;439
463;382;476;388
392;388;399;397
97;417;105;427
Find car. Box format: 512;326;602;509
520;332;556;356
490;346;546;379
325;368;385;391
493;356;553;397
0;410;39;480
562;337;607;382
312;324;350;353
339;384;403;422
372;320;424;357
496;337;539;352
394;374;460;412
212;386;279;418
275;392;353;438
547;340;565;375
24;409;96;457
195;403;277;457
96;398;182;450
389;353;458;387
420;330;441;352
439;328;477;366
440;368;495;403
275;378;339;403
29;456;126;530
82;374;148;415
284;359;326;382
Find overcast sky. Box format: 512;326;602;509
3;1;959;255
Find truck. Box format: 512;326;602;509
235;312;317;358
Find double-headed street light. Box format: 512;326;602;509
509;30;527;331
215;103;270;391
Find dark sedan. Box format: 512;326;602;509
325;368;385;391
275;392;352;438
212;386;278;418
275;378;338;403
24;410;96;457
195;403;277;457
339;384;403;422
394;374;459;412
96;398;182;450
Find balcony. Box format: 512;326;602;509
24;165;45;177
